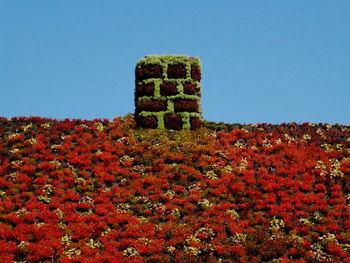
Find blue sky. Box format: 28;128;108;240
1;1;349;124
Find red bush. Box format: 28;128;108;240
0;117;349;261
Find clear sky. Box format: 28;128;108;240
1;1;349;124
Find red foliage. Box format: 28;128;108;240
174;99;198;112
167;64;186;79
136;64;162;80
183;83;197;95
0;117;350;261
191;66;201;80
137;100;167;112
164;114;183;130
136;83;154;97
160;82;178;96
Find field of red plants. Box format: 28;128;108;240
0;115;350;263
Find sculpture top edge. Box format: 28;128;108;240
136;55;201;67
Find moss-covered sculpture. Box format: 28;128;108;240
135;55;203;130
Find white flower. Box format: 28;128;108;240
123;247;139;257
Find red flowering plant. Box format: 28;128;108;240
1;115;350;262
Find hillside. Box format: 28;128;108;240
0;115;350;263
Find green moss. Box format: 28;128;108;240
180;113;190;129
137;94;200;103
138;77;198;83
167;101;174;112
202;120;243;132
137;96;167;102
136;55;201;67
157;114;165;129
198;100;203;115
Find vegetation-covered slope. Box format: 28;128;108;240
0;115;350;263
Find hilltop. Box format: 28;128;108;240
0;115;350;263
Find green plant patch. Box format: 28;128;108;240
136;55;201;67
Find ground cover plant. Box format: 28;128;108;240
0;114;350;262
